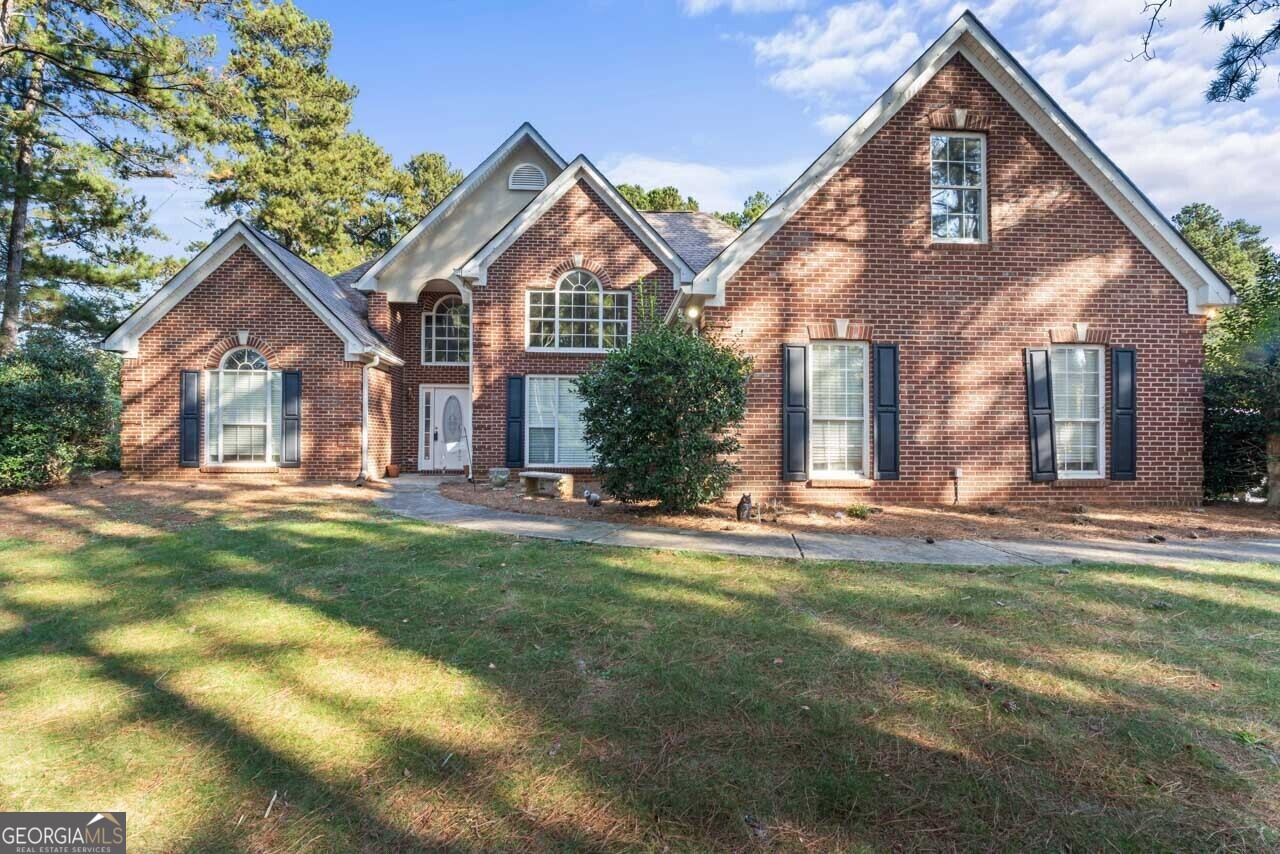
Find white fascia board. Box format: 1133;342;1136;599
456;156;695;288
692;12;1235;316
101;221;402;365
354;123;568;291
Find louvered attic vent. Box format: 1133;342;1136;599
509;163;547;191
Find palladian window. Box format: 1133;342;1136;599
527;270;630;351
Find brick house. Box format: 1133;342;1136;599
102;13;1235;504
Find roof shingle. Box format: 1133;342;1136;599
640;211;740;273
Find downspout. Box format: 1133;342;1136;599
360;355;380;481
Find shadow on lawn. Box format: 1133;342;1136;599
0;487;1277;850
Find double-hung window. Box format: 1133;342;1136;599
422;294;469;364
526;376;594;467
809;342;869;478
205;347;282;464
527;270;630;351
930;133;986;242
1051;345;1104;477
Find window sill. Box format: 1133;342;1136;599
930;239;988;248
200;464;281;474
420;362;471;367
808;477;874;489
525;347;616;355
1051;477;1107;488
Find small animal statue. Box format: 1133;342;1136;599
583;487;602;507
736;493;752;522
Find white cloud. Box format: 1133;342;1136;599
600;154;807;213
814;112;852;135
682;0;806;14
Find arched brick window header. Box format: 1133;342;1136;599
548;255;615;289
204;333;280;369
807;320;872;341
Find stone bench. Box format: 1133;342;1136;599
519;470;574;499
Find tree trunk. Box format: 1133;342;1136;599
1268;432;1280;509
0;57;43;357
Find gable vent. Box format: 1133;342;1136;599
509;163;547;191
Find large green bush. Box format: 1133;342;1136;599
0;332;120;491
575;316;752;512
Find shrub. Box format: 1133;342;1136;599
846;502;873;520
575;310;752;512
0;332;120;491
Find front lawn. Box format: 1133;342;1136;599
1;482;1277;850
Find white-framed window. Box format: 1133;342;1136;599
526;270;630;352
930;132;986;242
1051;345;1105;478
421;294;470;365
526;375;594;468
509;162;547;191
205;347;282;464
809;341;869;478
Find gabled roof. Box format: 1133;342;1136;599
101;220;402;365
641;211;740;272
688;11;1236;316
455;156;697;287
354;122;566;290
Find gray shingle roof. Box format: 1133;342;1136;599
239;222;389;352
334;258;377;286
641;211;740;272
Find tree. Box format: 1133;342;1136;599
575;286;753;511
1;0;223;354
715;190;772;230
617;183;699;211
1139;2;1280;101
204;2;462;272
0;330;120;490
1176;202;1280;505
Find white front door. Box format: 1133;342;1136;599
419;385;471;472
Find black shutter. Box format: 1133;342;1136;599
180;371;200;467
1110;347;1136;480
782;344;808;482
1025;348;1058;482
873;344;900;480
505;376;525;468
281;371;301;467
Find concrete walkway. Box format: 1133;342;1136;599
375;476;1280;568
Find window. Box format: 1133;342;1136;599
1051;345;1104;477
422;294;470;364
930;133;986;242
809;342;868;477
526;376;594;467
206;347;282;464
527;270;630;351
509;163;547;191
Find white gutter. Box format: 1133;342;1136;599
360;355;380;480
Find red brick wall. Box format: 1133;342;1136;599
368;364;393;477
390;290;470;471
707;55;1206;505
121;245;366;480
470;179;675;475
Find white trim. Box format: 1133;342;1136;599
524;375;593;469
686;12;1235;316
420;293;471;366
1050;344;1106;479
355;124;567;290
204;361;280;466
524;272;631;353
806;341;870;480
456;156;695;289
928;130;988;245
509;162;548;191
100;221;403;364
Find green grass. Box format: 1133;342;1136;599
1;485;1278;851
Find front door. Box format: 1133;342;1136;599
418;385;471;472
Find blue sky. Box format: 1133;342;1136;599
142;0;1280;257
